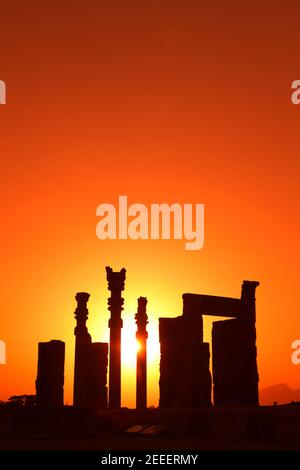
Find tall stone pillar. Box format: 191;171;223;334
106;266;126;409
135;297;148;409
73;292;108;409
240;280;260;405
86;342;108;409
73;292;91;407
36;340;65;406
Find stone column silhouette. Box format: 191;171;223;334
240;280;260;405
106;266;126;409
73;292;92;407
135;297;148;409
73;292;108;409
36;340;65;406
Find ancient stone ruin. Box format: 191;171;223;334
159;280;259;407
73;292;108;409
135;296;148;409
36;340;65;406
159;312;212;408
35;267;260;411
106;266;126;409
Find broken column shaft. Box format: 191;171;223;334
36;340;65;406
135;297;148;409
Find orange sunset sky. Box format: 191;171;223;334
0;1;299;408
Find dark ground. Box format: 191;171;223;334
0;405;300;450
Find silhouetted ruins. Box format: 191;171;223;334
34;267;260;412
159;280;259;408
135;297;148;409
106;266;126;409
211;281;259;406
36;340;65;406
73;292;108;409
159;314;212;407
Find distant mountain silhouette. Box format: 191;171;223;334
259;383;300;405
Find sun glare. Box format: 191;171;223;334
121;316;160;369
